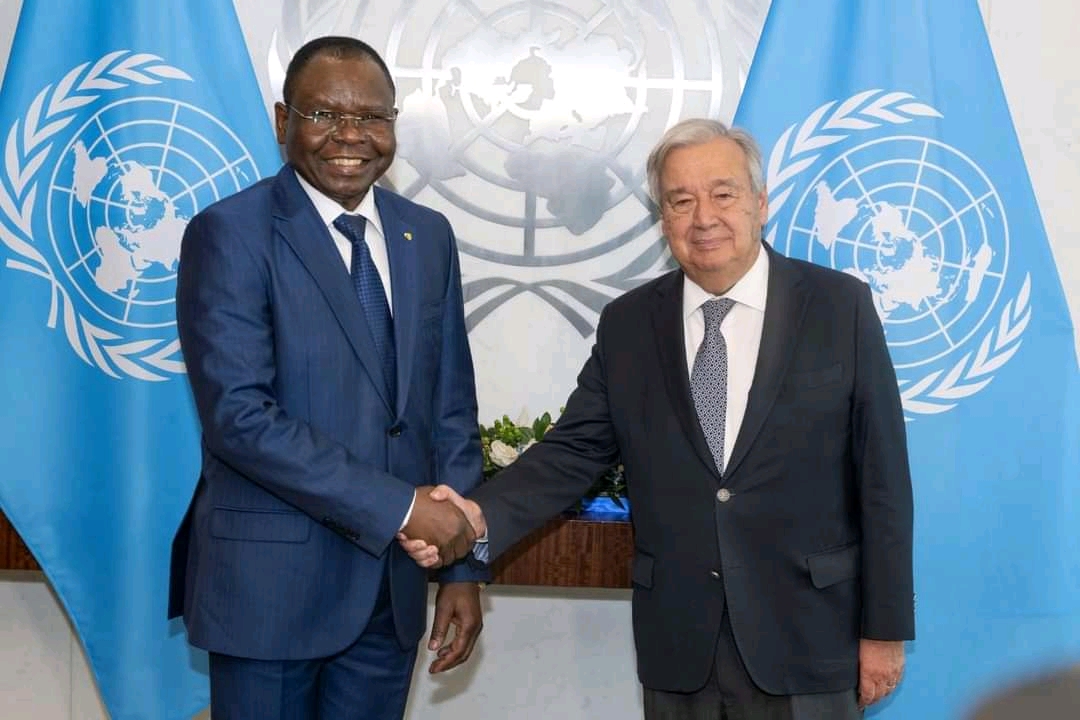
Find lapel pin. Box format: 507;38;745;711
403;231;413;241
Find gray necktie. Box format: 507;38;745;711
691;298;736;475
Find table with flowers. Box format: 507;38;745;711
1;413;634;587
477;411;632;588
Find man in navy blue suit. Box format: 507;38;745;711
169;36;485;720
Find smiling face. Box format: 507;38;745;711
275;53;396;211
659;137;767;295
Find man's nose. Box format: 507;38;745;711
330;121;370;143
692;198;719;227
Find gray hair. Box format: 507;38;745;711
646;119;766;204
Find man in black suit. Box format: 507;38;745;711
401;119;914;719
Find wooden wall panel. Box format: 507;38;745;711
490;516;633;588
0;511;39;571
1;510;633;587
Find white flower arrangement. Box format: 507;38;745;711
479;410;626;506
479;410;552;477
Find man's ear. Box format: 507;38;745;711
273;102;289;145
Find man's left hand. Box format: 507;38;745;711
858;638;905;708
427;581;483;673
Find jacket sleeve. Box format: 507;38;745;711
851;281;916;640
469;309;621;561
430;223;489;583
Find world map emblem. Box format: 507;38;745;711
765;90;1030;418
0;51;263;381
268;0;767;335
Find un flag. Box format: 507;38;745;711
0;1;280;718
735;1;1080;718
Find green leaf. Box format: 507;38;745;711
532;411;552;440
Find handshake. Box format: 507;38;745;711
397;485;487;568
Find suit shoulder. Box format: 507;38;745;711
191;174;276;224
375;185;451;229
603;271;678;315
783;253;870;298
179;175;279;267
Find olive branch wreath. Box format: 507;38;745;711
764;89;1030;417
0;50;191;382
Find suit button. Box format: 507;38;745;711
710;570;721;580
387;425;403;438
716;488;732;502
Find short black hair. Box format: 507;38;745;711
282;36;396;105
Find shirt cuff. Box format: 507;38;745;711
398;493;416;531
471;537;490;564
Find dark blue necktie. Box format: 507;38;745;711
333;213;396;400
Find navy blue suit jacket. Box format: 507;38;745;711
470;246;915;694
168;165;485;660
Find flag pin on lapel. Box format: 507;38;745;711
403;231;413;241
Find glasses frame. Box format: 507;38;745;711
283;103;399;133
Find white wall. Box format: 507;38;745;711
1;1;1078;719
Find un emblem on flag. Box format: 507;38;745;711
764;90;1030;418
0;52;262;381
381;0;752;333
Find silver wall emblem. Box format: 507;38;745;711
269;0;768;335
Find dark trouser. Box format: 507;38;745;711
208;574;417;720
643;611;861;720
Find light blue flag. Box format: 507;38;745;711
0;1;280;718
734;1;1080;717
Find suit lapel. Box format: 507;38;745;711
375;187;419;415
725;246;810;479
272;168;393;411
651;271;720;477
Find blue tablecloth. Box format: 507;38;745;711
574;495;630;521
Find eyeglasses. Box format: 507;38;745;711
284;104;398;133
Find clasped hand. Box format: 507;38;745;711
398;485;486;568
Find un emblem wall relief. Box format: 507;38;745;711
264;0;768;413
0;51;263;381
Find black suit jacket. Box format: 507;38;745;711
470;244;914;694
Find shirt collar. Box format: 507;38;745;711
682;243;770;320
292;168;384;239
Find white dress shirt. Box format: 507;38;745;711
294;172;393;315
681;246;770;470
